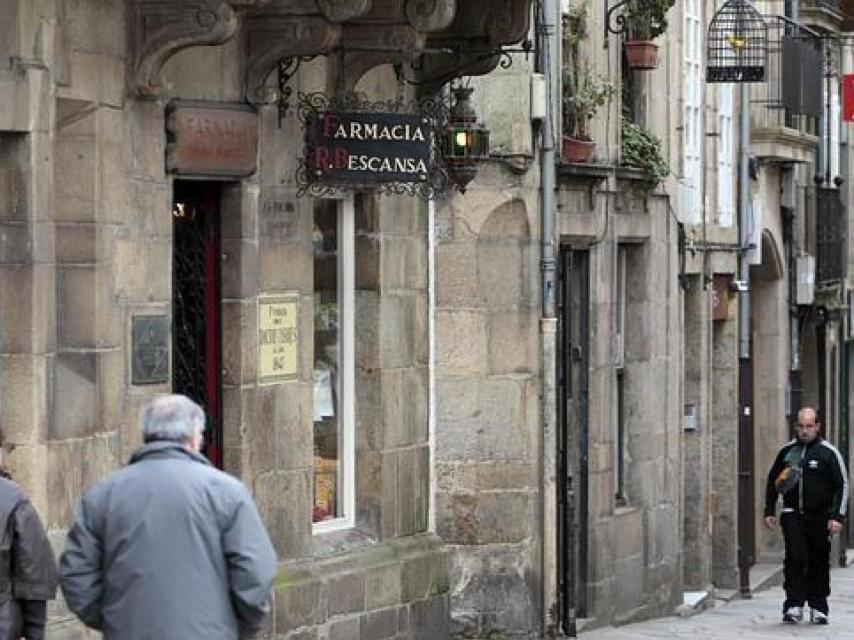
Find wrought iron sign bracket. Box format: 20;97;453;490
277;56;318;128
605;0;632;39
405;39;535;88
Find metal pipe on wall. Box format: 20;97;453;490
538;0;560;636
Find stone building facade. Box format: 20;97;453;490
0;1;532;638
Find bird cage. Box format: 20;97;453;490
706;0;767;83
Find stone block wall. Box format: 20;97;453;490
434;159;542;638
681;275;713;591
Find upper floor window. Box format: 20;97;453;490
682;0;704;224
717;84;734;227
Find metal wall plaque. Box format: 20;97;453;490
166;101;258;177
258;294;300;384
132;315;170;385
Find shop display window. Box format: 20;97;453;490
312;197;354;531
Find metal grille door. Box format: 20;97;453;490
172;181;222;467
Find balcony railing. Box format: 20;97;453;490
816;187;847;284
750;15;821;138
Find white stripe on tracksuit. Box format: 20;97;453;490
820;440;849;517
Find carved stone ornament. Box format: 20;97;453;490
132;0;264;97
130;0;533;101
329;0;454;91
416;0;532;91
404;0;457;32
244;14;341;105
316;0;373;22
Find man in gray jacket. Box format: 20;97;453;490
0;469;57;640
59;394;277;639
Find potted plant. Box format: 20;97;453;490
563;66;616;162
562;2;616;162
621;118;669;185
622;0;676;70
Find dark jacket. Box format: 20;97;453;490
764;436;849;522
0;478;58;640
59;441;278;640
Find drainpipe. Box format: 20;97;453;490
783;171;800;437
538;0;560;637
540;0;557;321
737;81;753;599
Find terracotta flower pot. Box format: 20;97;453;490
562;135;596;163
624;40;660;70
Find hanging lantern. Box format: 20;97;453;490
706;0;767;83
443;86;490;192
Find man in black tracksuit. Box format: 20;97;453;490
764;406;848;625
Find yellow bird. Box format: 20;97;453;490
727;34;747;50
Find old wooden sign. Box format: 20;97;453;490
166;101;258;177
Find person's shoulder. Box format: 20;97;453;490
0;478;29;510
0;477;27;499
195;464;251;495
777;438;797;454
818;439;845;461
79;464;139;503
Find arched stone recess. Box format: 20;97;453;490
750;226;788;558
475;198;536;357
752;228;785;281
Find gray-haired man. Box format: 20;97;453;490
59;394;277;639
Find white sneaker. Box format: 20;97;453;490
783;606;803;623
810;609;829;625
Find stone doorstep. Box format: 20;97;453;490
674;590;714;617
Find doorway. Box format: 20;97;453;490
557;247;590;632
172;180;223;467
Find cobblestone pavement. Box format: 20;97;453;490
579;565;854;639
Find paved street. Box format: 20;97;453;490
580;564;854;639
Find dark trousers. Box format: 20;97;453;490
781;512;831;613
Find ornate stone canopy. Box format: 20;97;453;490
130;0;533;100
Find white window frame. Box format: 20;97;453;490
717;84;735;226
682;0;704;224
820;79;841;186
831;89;840;184
312;194;356;534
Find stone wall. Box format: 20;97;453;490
557;175;685;626
434;150;542;637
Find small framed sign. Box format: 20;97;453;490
258;294;300;384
